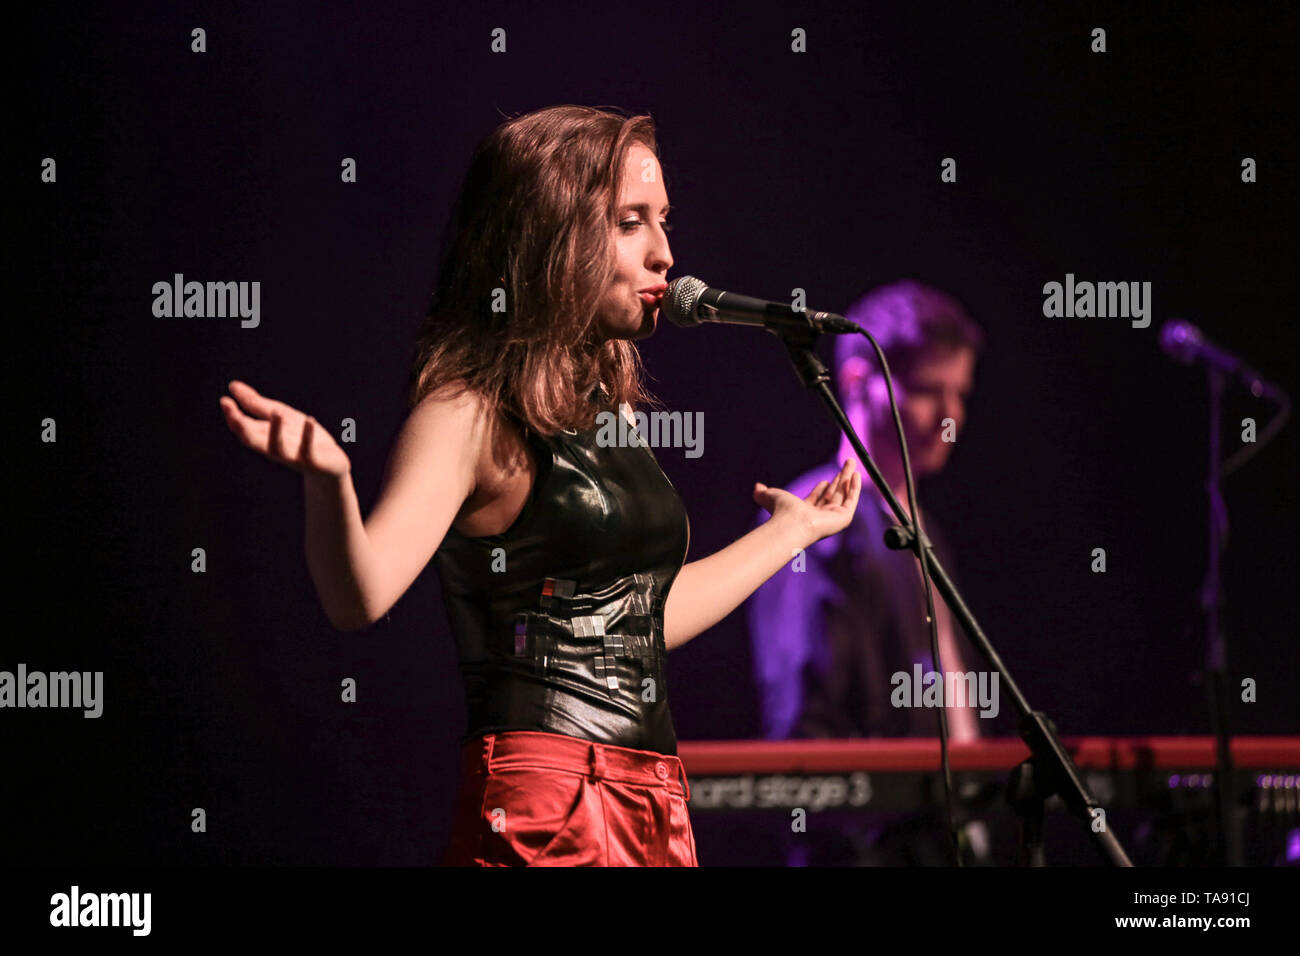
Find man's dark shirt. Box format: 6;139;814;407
748;460;1000;739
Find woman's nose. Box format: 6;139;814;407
649;239;672;272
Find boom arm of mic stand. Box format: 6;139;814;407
777;328;1133;867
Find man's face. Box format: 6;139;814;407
872;346;975;476
593;144;674;342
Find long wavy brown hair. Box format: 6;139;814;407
407;105;667;437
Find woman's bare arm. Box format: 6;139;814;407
662;511;809;651
662;459;860;651
222;381;483;631
326;391;482;629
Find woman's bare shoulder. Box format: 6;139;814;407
390;384;490;485
410;385;532;491
409;383;498;437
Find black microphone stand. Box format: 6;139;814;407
1200;368;1242;866
773;316;1133;867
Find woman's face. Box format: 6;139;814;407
594;144;674;342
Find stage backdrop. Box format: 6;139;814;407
12;0;1297;864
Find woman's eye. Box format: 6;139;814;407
619;219;674;233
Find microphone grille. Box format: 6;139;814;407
1158;319;1201;365
663;276;708;327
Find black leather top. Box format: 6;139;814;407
433;405;690;756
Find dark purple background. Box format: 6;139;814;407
13;0;1297;864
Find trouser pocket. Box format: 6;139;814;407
479;767;603;866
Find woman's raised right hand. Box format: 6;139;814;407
220;380;352;478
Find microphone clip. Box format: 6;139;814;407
884;523;933;554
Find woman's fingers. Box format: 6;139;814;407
268;411;287;461
829;461;848;498
227;380;268;417
843;469;862;505
223;382;348;477
227;380;279;418
231;382;306;465
299;416;318;464
836;462;856;502
228;381;296;432
220;395;264;451
805;480;829;504
820;460;852;504
224;383;274;439
828;461;860;507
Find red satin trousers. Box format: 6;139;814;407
442;730;699;866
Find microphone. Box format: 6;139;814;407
663;276;862;335
1159;319;1284;400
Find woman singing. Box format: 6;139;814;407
219;104;861;866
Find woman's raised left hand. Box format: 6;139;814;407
752;459;862;548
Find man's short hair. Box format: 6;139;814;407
835;280;984;391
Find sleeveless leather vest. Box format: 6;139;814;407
433;405;690;755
